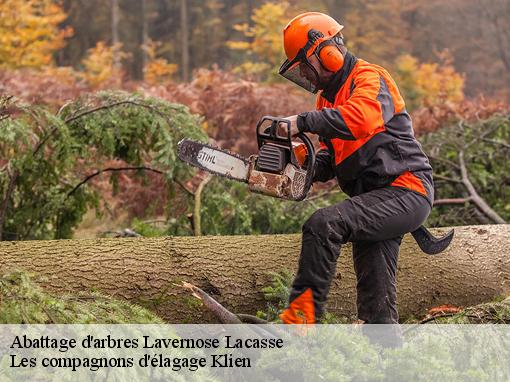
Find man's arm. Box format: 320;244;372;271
313;142;335;183
277;116;334;183
297;70;395;140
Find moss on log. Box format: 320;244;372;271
0;225;509;323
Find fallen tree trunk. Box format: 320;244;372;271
0;225;508;322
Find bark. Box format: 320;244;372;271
0;225;509;323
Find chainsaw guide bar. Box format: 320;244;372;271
177;139;250;182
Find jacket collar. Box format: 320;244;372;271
320;51;358;104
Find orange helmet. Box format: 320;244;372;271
283;12;344;61
279;12;345;93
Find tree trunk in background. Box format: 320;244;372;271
141;0;148;74
246;0;254;25
180;0;190;82
322;0;348;26
111;0;120;68
0;225;508;323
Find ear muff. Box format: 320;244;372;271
316;38;344;72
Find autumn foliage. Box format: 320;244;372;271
0;67;87;106
142;40;178;85
0;0;72;68
412;97;509;134
227;1;290;80
394;52;465;112
79;42;129;88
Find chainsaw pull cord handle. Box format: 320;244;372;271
293;131;315;201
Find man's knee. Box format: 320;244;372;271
303;209;328;233
302;207;348;245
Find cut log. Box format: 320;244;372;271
0;225;508;322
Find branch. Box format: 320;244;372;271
458;151;506;224
433;174;463;184
482;138;510;150
418;313;458;325
33;128;58;157
64;100;142;124
175;179;194;196
472;208;491;225
466;122;501;149
0;169;19;240
434;198;471;206
176;282;242;324
56;101;73;117
236;314;269;324
66;166;164;199
35;100;142;157
65;99;182;124
193;174;212;236
176;282;269;325
51;166;166;238
142;219;168;225
101;229;141;238
427;155;460;170
35;99;179;157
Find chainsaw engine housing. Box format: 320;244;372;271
255;143;287;174
246;116;315;201
248;160;307;200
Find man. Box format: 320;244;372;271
277;12;434;325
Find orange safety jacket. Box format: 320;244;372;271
297;52;434;203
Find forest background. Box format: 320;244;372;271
1;0;510;241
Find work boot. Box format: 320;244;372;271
280;288;316;324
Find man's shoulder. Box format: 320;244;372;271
352;58;396;84
354;59;389;75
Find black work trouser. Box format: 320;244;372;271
289;186;431;323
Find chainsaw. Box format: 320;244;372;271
177;116;453;255
178;116;315;201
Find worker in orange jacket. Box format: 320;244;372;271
278;12;434;325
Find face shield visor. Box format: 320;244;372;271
279;52;321;94
280;29;326;94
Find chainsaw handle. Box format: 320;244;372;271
293;132;316;202
255;115;315;202
256;116;293;148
